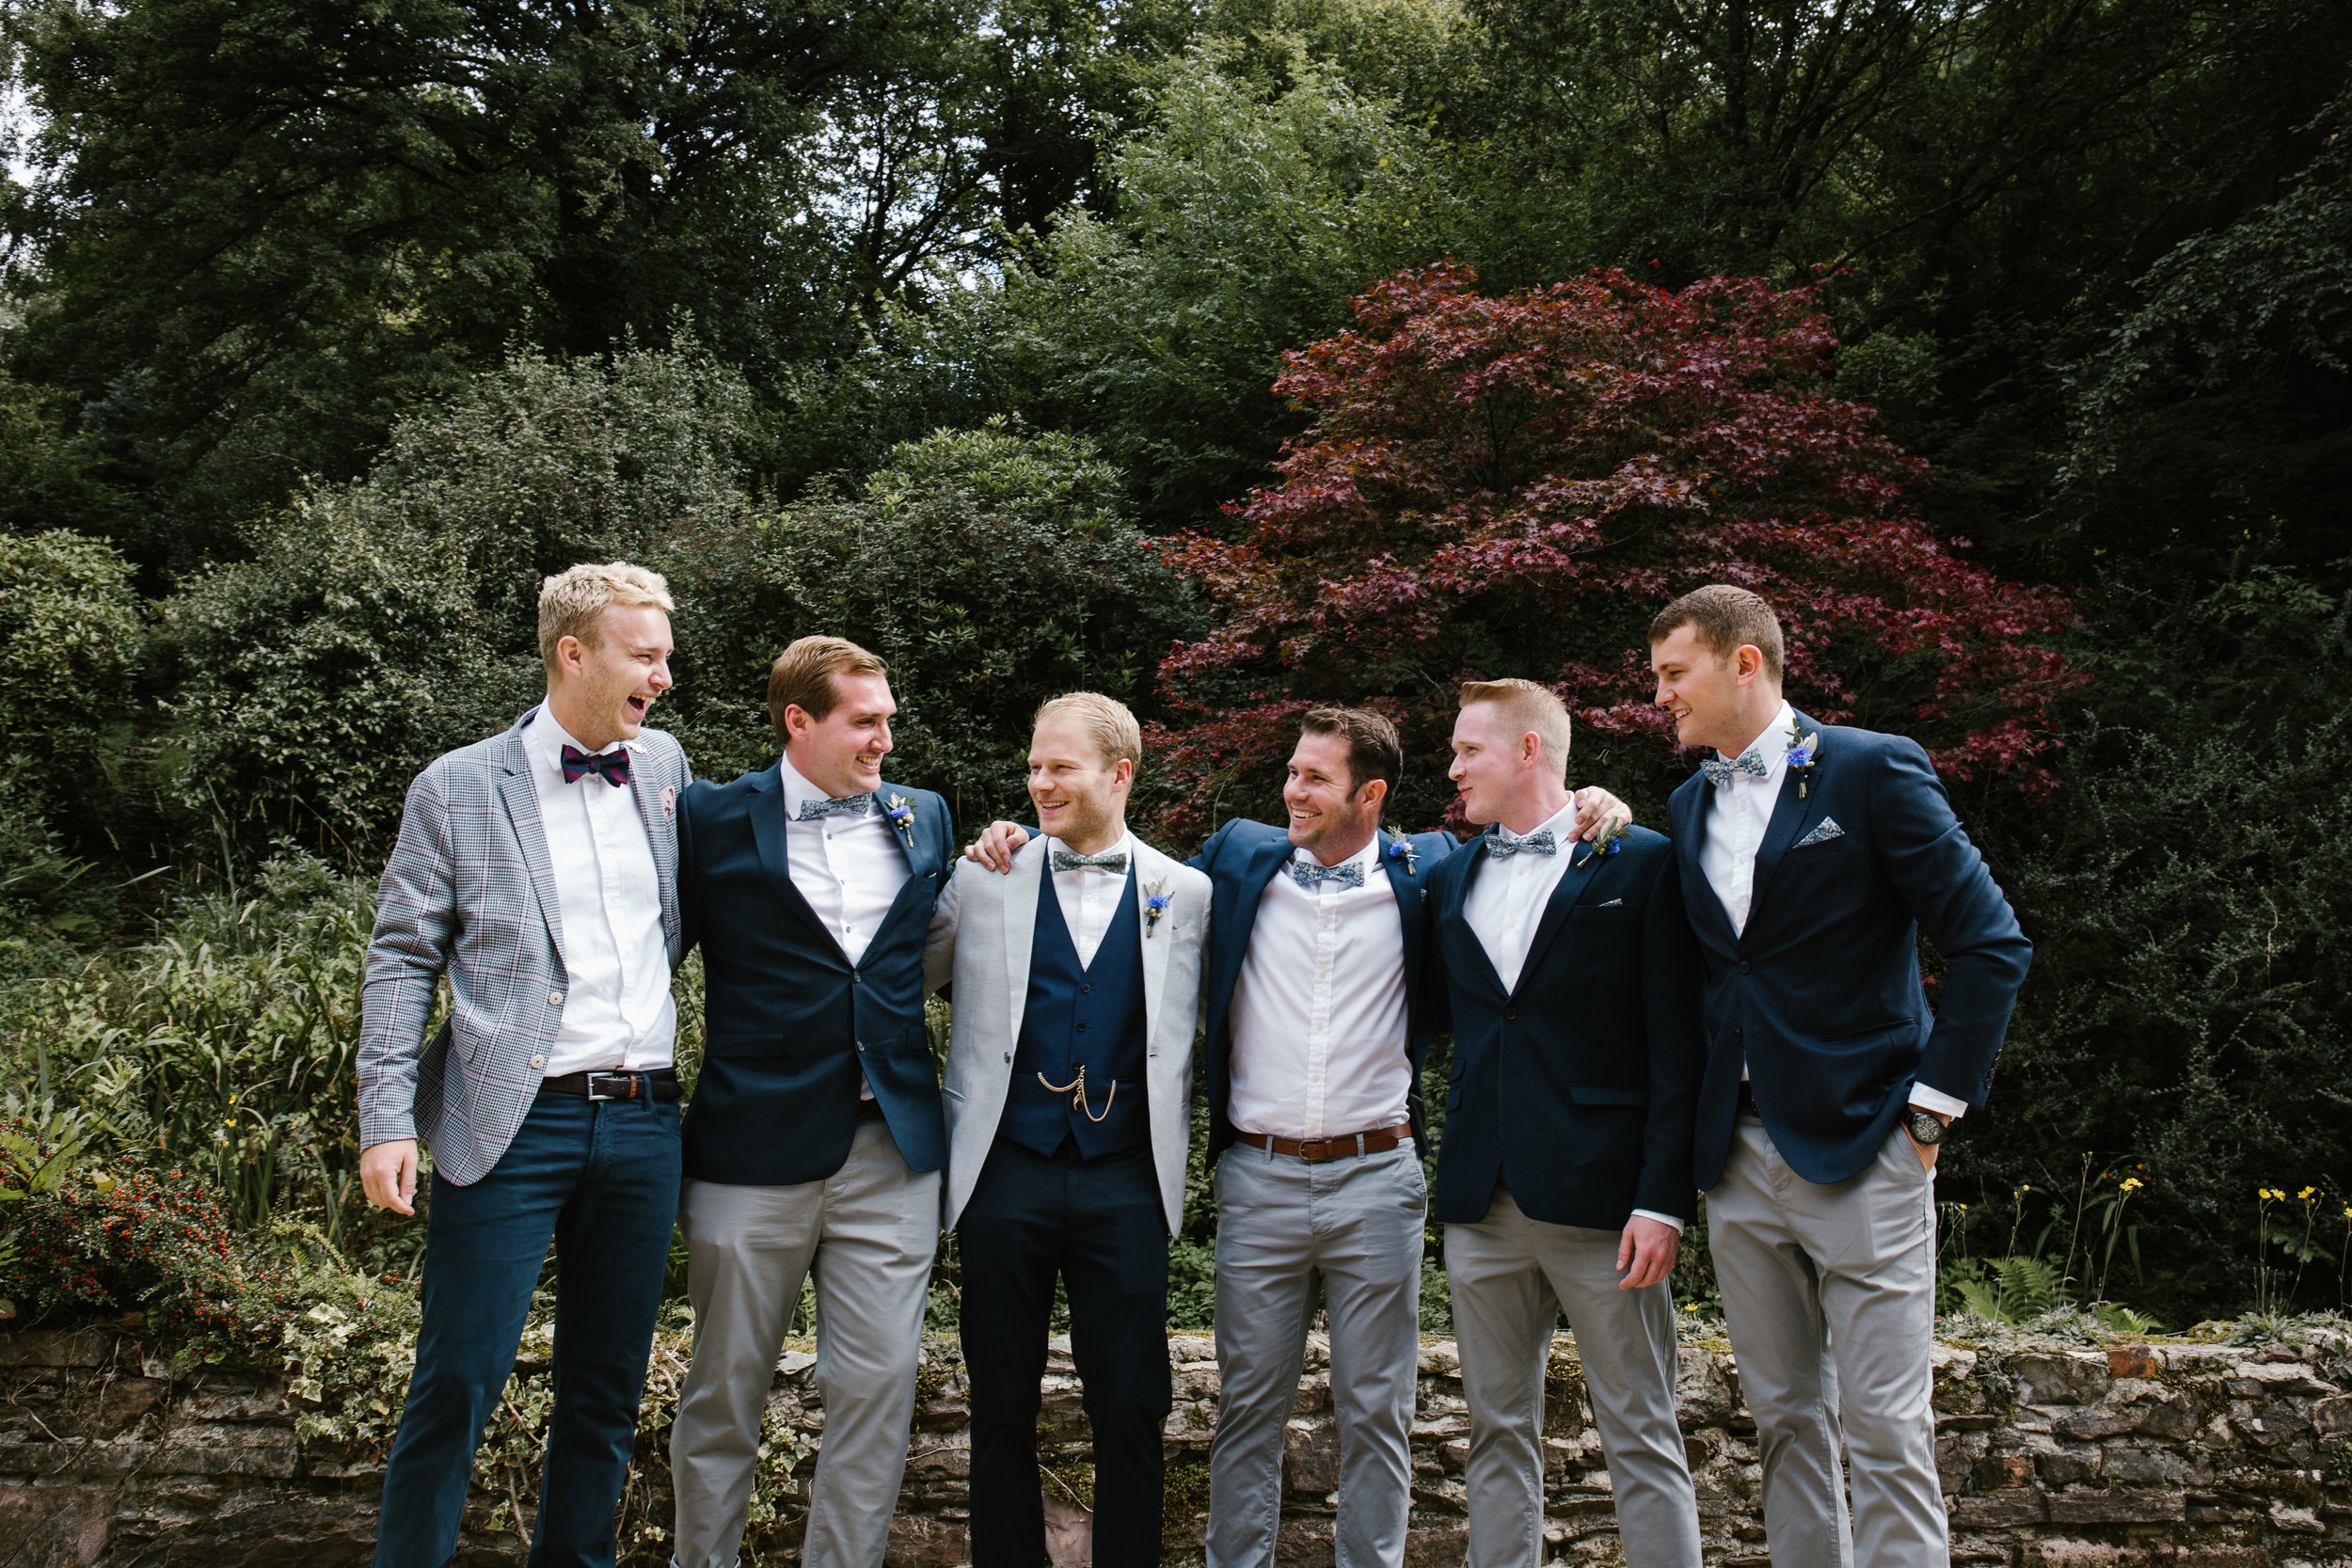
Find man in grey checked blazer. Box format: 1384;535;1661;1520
358;562;693;1568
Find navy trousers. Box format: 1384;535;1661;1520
959;1136;1173;1568
372;1089;681;1568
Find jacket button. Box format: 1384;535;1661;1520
529;1054;546;1069
548;991;564;1006
1732;1027;1744;1042
1075;1022;1089;1033
1003;1052;1011;1063
1080;983;1091;994
1737;959;1752;974
1504;1007;1518;1022
851;972;862;985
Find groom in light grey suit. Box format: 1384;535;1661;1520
924;692;1210;1568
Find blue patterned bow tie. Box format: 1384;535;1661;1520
1287;859;1366;892
797;792;874;820
1486;827;1557;858
1701;749;1771;788
560;744;632;787
1052;848;1128;875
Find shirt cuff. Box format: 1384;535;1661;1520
1631;1208;1687;1233
1909;1084;1970;1119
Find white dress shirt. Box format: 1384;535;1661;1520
1463;800;1581;996
779;754;911;967
1042;831;1136;968
1226;837;1412;1142
1462;799;1682;1231
528;706;674;1077
1699;700;1967;1119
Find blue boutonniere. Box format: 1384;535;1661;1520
1386;833;1419;877
1143;875;1171;938
1579;822;1628;867
1785;723;1822;799
884;792;917;843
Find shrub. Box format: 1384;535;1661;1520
0;529;145;834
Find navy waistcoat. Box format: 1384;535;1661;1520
1002;864;1150;1158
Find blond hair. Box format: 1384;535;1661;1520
537;562;674;673
1651;584;1786;683
1033;691;1143;770
1458;677;1573;782
768;635;891;746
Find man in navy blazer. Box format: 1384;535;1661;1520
668;636;956;1568
1651;586;2031;1568
1424;678;1706;1568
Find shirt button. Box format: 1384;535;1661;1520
548;991;564;1006
530;1054;546;1069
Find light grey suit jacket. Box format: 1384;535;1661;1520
357;706;691;1186
925;833;1211;1232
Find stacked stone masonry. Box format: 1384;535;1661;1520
7;1326;2352;1565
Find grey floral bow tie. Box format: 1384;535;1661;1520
1287;859;1366;892
1052;848;1129;875
797;792;875;820
1486;827;1557;858
1700;749;1771;787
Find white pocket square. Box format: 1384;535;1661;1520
1794;816;1845;847
1596;897;1625;908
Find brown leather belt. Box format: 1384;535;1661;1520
540;1069;680;1102
1737;1080;1760;1117
1234;1123;1412;1164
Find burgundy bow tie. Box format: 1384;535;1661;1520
561;744;632;787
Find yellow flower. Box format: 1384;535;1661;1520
2302;1186;2319;1201
2120;1178;2143;1193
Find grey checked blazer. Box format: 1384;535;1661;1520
357;706;691;1186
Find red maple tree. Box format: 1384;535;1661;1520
1147;262;2079;838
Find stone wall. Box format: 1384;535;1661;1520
8;1324;2352;1566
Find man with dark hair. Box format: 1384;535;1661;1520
669;633;958;1568
967;705;1629;1568
1650;585;2031;1568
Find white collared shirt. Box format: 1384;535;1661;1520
1698;700;1967;1119
1226;836;1411;1142
527;705;674;1078
779;753;910;969
1042;831;1136;968
1462;799;1581;996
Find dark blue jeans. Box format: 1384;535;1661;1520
372;1089;681;1568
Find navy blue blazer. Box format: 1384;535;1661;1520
1190;819;1457;1163
1671;713;2032;1190
1425;825;1704;1229
677;765;954;1186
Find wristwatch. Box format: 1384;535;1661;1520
1904;1109;1947;1148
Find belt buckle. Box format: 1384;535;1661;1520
585;1071;636;1101
1297;1138;1332;1163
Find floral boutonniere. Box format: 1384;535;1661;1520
884;792;917;844
1578;821;1628;868
1386;833;1419;877
1785;722;1822;800
1143;874;1172;938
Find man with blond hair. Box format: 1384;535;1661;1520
358;562;691;1567
1424;676;1706;1568
669;635;959;1568
925;692;1211;1568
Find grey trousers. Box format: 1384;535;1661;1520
1708;1115;1944;1568
669;1121;941;1568
1444;1189;1701;1568
1206;1140;1426;1568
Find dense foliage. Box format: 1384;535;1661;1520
2;0;2349;1332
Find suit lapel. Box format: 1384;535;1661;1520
626;743;680;958
1743;714;1832;932
868;784;941;944
1671;771;1740;950
1379;831;1424;1020
1003;836;1048;1042
746;764;838;955
1443;832;1512;999
1134;841;1176;1045
496;713;566;968
1514;838;1608;994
